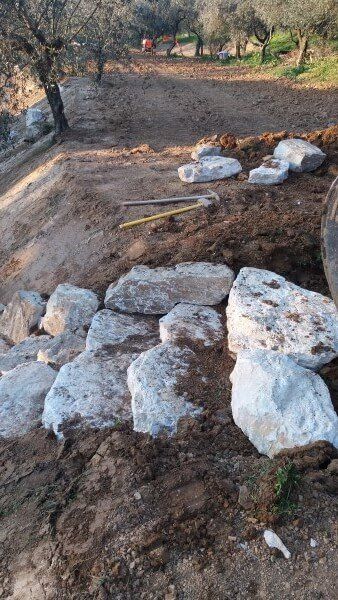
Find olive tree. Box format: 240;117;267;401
83;0;130;83
256;0;337;65
0;0;101;133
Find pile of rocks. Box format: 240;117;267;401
0;263;234;439
0;263;337;459
179;138;326;185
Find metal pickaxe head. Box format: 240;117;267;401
206;189;220;203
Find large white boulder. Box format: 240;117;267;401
37;331;85;369
128;342;201;436
105;263;234;314
0;335;52;375
86;309;159;354
159;303;224;347
191;144;222;161
42;351;135;437
248;159;289;185
178;156;242;183
0;362;57;438
41;284;99;337
273;138;326;172
227;267;337;370
0;291;46;344
230;349;338;458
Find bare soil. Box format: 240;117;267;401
0;56;337;599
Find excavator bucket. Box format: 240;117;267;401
321;176;338;308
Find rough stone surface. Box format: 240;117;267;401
26;108;45;127
273;138;326;172
159;304;224;347
86;309;159;354
37;332;85;369
178;156;242;183
0;303;5;315
128;342;201;436
230;349;338;458
25;109;46;141
43;351;135;436
227;267;337;370
248;159;289;185
0;291;46;344
41;284;99;337
0;362;57;438
105;263;234;314
0;335;52;375
191;144;222;161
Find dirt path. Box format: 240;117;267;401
0;56;337;303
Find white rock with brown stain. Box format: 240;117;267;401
226;267;337;370
0;291;46;344
105;263;234;315
37;331;85;369
159;304;224;347
41;284;99;337
128;342;201;436
248;159;289;185
191;144;222;161
42;351;135;437
231;349;338;458
273;138;326;172
0;335;52;375
0;362;57;438
86;309;159;354
178;156;242;183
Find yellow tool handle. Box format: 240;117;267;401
119;202;203;230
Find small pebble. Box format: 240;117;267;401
134;491;142;500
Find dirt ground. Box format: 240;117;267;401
0;56;338;599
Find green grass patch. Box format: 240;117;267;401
273;56;338;85
269;31;297;54
273;461;300;515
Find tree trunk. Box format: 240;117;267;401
194;35;204;57
296;31;308;66
166;40;176;57
235;41;241;59
44;81;69;134
96;47;105;84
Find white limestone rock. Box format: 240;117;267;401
0;362;57;438
264;530;291;559
273;138;326;172
25;108;46;141
86;309;159;354
37;331;85;369
42;351;134;437
105;263;234;315
226;267;337;370
159;303;224;347
0;335;52;375
191;144;222;161
178;156;242;183
128;342;202;436
248;159;289;185
0;291;46;344
41;284;99;337
26;108;45;127
231;349;338;458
